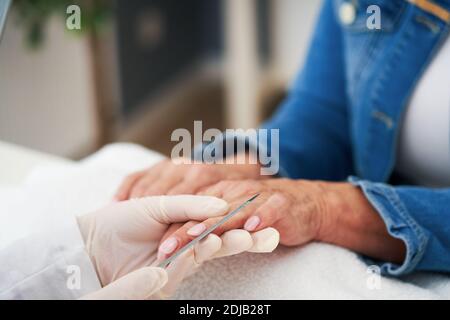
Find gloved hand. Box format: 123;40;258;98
77;195;280;299
81;267;168;300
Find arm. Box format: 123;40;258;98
261;0;353;180
114;1;353;200
167;177;449;277
330;179;450;276
190;0;351;180
1;196;280;299
0;216;101;299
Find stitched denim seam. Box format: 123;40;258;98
349;177;429;274
348;0;409;101
376;184;427;243
362;11;412;179
361;55;390;174
378;26;419;181
407;0;450;24
349;179;420;234
373;184;429;271
415;14;442;33
352;31;382;102
360;187;419;274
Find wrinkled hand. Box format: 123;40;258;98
77;195;280;299
157;179;333;259
114;154;264;201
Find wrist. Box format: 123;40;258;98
315;182;373;243
316;182;406;263
287;180;338;244
312;181;345;243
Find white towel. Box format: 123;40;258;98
1;143;449;299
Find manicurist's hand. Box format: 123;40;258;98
114;153;264;201
157;179;406;265
77;195;280;299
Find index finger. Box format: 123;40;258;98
114;170;146;201
139;195;229;224
156;195;268;260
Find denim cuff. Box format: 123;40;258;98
348;176;429;276
192;131;289;177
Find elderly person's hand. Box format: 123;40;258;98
157;179;406;265
114;154;264;201
77;195;279;299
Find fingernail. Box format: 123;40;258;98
159;237;178;255
187;223;207;236
244;216;261;231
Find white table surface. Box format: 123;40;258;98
0;141;72;187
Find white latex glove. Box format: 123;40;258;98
77;195;280;299
81;267;168;300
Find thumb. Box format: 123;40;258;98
80;267;168;300
140;195;229;224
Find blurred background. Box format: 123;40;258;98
0;0;321;159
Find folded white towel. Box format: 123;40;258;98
1;143;449;299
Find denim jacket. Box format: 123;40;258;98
261;0;450;276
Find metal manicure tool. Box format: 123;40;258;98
158;193;260;268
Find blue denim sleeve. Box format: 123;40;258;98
261;0;354;180
349;177;450;276
194;1;353;179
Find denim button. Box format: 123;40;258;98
339;1;356;25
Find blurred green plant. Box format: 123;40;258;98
13;0;113;49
